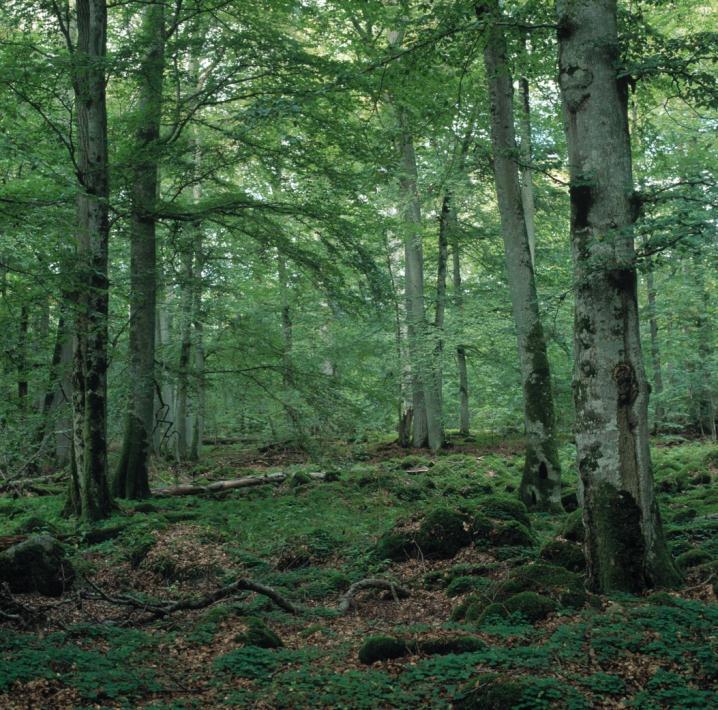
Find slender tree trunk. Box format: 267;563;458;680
694;264;716;441
17;305;29;407
433;192;451;407
481;0;561;510
114;1;164;498
645;262;665;430
517;35;536;266
175;247;193;460
556;0;679;591
66;0;113;520
397;110;444;451
452;232;470;437
278;251;293;388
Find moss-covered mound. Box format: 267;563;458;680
417;636;486;655
0;534;74;596
676;548;713;570
503;591;557;622
540;540;586;572
358;635;408;664
236;618;283;648
374;508;473;561
498;563;588;609
478;496;531;528
491;520;535;548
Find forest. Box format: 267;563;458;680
0;0;716;707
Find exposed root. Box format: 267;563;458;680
338;578;410;615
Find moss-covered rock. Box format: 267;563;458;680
499;563;587;609
0;535;74;596
670;508;697;523
676;548;713;570
503;591;557;622
645;591;677;607
13;517;61;537
491;520;535;548
358;635;408;664
479;496;531;528
289;471;312;487
454;673;527;709
373;530;416;562
236;618;283;648
415;509;473;559
562;509;585;543
540;540;586;572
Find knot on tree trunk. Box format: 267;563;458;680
613;362;638;406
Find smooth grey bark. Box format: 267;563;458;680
396;109;444;451
517;36;536;266
175;245;193;461
692;264;716;440
114;1;164;498
645;262;665;430
481;0;561;510
66;0;113;520
557;0;679;591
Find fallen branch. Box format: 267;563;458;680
83;576;298;617
152;471;325;497
338;578;410;615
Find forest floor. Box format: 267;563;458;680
0;434;716;709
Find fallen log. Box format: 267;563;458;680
152;471;325;497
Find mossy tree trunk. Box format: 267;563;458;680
114;0;165;498
517;34;536;267
480;0;561;511
66;0;114;521
556;0;680;591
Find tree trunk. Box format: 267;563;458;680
397;110;444;451
452;232;470;437
17;305;29;407
433;192;451;407
66;0;113;520
114;1;164;498
175;246;193;461
556;0;679;591
645;262;665;431
517;35;536;267
481;0;561;510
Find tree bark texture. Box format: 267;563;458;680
645;263;665;430
481;0;561;510
556;0;679;591
452;233;470;437
114;1;165;498
67;0;113;520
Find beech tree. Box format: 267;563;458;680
556;0;680;591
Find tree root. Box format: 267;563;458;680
338;578;410;614
83;576;298;618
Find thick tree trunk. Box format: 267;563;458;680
452;233;470;437
481;0;561;510
66;0;113;520
114;1;164;498
556;0;679;591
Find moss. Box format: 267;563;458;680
491;520;535;548
13;517;61;537
676;548;713;570
475;602;507;625
646;591;677;607
540;540;586;572
469;512;494;543
446;575;491;598
0;535;74;596
236;618;283;649
503;591;557;622
358;635;408;664
417;636;486;655
290;471;312;487
415;509;472;559
670;508;697;523
690;472;711;486
373;531;416;562
479;496;531;528
454;673;526;709
585;482;646;593
451;592;490;622
562;509;585;543
499;563;587;609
